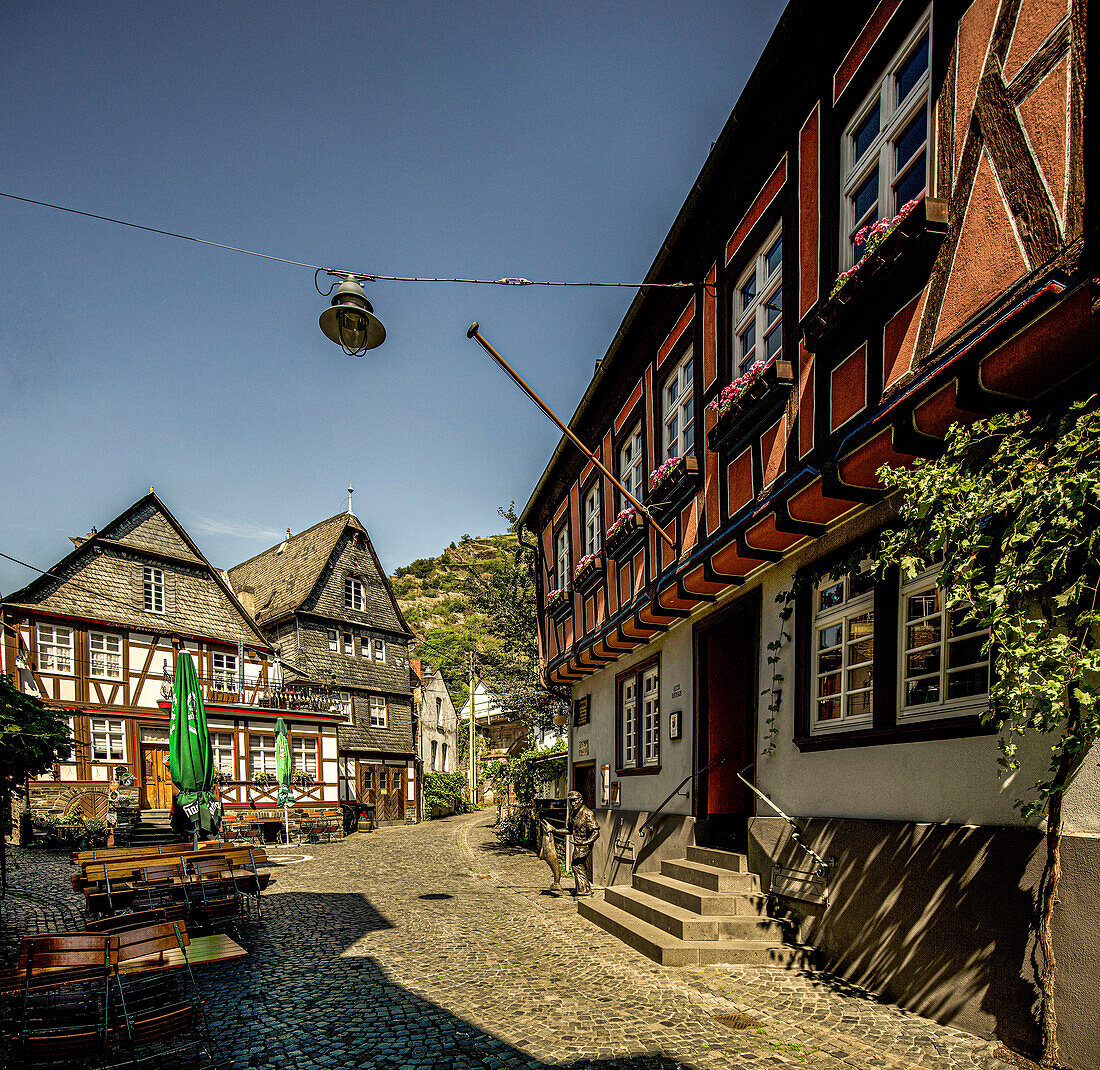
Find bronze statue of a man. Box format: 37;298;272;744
567;790;600;896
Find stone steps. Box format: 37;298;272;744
579;843;816;969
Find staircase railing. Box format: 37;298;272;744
639;746;736;840
734;762;831;878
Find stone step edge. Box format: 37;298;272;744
605;886;782;939
633;871;768;913
685;846;749;872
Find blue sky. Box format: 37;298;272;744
0;1;785;591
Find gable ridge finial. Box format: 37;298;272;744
348;485;355;516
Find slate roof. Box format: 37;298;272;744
228;513;413;636
3;492;272;650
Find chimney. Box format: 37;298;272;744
237;585;256;616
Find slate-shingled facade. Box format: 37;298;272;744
228;512;419;824
2;492;345;824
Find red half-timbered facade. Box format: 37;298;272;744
521;0;1097;1062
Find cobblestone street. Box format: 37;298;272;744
2;812;1012;1070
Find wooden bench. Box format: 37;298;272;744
71;840;228;866
298;807;343;843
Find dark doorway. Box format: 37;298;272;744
694;591;760;850
572;761;596;810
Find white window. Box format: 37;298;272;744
37;623;72;673
641;665;660;767
369;695;387;728
662;347;695;461
734;228;783;377
211;731;235;777
435;696;443;728
554;527;570;592
143;567;165;613
291;736;318;777
899;569;989;719
583;484;601;556
841;12;931;266
212;652;238;691
88;631;122;680
338;691;353;724
342;632;354;656
618;425;645;509
345;577;364;610
327;629;338;652
90;717;126;762
620;676;637;769
248;735;277;777
813;569;875;733
373;638;385;662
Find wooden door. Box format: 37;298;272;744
573;762;596;810
383;767;405;822
695;593;760;825
141;744;173;810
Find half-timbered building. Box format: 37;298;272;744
228;511;419;825
2;491;345;830
520;0;1097;1062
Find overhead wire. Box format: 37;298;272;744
1;190;697;290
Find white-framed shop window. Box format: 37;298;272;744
899;568;990;720
291;736;318;777
733;226;783;376
555;527;571;592
662;347;695;461
641;664;660;767
211;731;235;777
88;631;122;680
37;622;73;673
841;9;931;266
369;695;388;728
813;569;875;733
583;483;601;556
620;675;638;770
212;652;238;691
90;717;126;762
618;424;645;509
143;567;165;614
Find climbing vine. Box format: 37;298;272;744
760;587;795;755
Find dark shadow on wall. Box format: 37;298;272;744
749;816;1050;1060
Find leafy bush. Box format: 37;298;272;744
494;807;535;848
423;770;470;818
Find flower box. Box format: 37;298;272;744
802;195;948;351
645;455;700;520
573;552;604;592
706;358;794;455
604;507;646;560
545;586;572;619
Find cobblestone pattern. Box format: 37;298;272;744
1;813;1010;1070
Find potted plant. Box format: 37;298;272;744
647;454;700;514
291;769;315;787
605;506;646;559
706;357;795;453
829;194;926;302
251;771;276;787
545;587;571;616
573;551;603;591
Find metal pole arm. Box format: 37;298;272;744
467;324;677;550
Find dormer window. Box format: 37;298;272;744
143;567;165;614
841;11;930;266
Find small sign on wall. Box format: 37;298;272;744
577;739;589;757
669;710;682;741
600;764;610;806
671;683;682;699
609;781;620;806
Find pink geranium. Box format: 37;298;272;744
830;192;926;300
706;359;766;420
573;552;601;582
606;506;640;541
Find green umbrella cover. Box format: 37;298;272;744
275;717;294;809
169;651;221;835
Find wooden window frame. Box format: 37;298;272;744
290;734;319;777
659;344;696;463
88;630;122;681
341;631;354;657
90;717;127;763
211;651;238;692
142;567;165;614
369;695;388;729
373;638;386;662
37;621;73;674
344;576;365;611
615;420;645;513
210;730;235;778
616;655;661;776
582;480;602;557
553;522;571;594
327;629;338;652
247;732;278;777
732;224;784;377
840;8;932;268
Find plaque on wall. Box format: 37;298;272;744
669;710;682;740
578;740;589;756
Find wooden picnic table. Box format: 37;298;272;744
0;934;247;995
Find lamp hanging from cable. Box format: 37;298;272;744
319;276;386;355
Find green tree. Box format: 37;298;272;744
878;397;1100;1068
0;674;74;894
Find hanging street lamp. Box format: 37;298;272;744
318;276;386;355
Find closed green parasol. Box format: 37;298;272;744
274;717;293;843
169;651;221;836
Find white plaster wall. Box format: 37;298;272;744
754;554;1100;832
571;614;696;816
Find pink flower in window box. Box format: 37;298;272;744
573;552;601;583
545;587;570;613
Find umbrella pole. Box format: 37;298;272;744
284;806;289;847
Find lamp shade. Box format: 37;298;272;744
319;278;386;354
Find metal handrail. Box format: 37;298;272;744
735;762;830;875
639;746;736;839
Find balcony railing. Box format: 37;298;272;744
217;779;331;807
160;666;347;715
